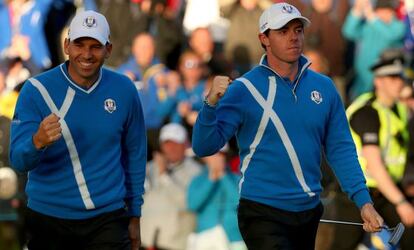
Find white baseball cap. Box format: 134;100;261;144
68;10;110;45
159;123;188;144
259;3;310;33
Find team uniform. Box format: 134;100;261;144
193;55;371;210
192;54;373;249
10;62;147;220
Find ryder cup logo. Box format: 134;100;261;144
282;5;294;13
310;91;323;104
83;16;97;28
104;98;117;113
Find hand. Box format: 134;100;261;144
204;153;226;180
395;201;414;227
177;101;191;117
153;152;168;175
206;76;232;106
360;203;384;232
352;0;367;16
362;0;375;21
33;113;62;149
166;71;181;96
185;111;198;126
9;34;31;60
128;217;141;250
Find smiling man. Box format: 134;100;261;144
192;2;384;249
9;10;147;250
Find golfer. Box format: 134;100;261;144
192;2;384;249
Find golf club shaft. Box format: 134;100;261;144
320;219;363;227
320;219;391;230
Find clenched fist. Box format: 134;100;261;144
206;76;232;106
33;113;62;149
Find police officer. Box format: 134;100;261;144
330;48;414;250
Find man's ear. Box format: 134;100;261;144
258;33;270;47
105;43;113;59
63;38;70;55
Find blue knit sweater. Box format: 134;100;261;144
192;55;372;212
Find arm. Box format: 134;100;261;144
9;81;57;172
342;0;370;41
122;86;147;247
324;89;383;231
342;11;365;41
187;172;218;212
363;145;414;226
192;76;240;157
219;173;240;205
123;89;147;217
324;91;372;208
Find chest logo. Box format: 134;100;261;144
104;98;117;113
310;91;323;104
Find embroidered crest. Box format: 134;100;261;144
310;91;322;104
104;98;117;113
83;16;97;28
282;5;294;13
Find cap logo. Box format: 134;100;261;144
104;98;117;113
83;16;97;28
310;90;323;104
282;5;294;13
260;22;268;31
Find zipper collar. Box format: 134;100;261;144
258;54;312;92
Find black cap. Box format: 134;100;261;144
371;48;405;77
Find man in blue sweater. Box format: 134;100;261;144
192;2;384;249
9;10;147;250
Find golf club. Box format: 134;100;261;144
319;219;405;246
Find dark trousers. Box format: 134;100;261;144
25;207;131;250
238;199;323;250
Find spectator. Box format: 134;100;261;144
158;50;206;127
117;32;165;83
221;0;267;76
136;0;186;69
187;145;246;250
343;0;406;100
188;27;232;78
0;0;53;75
286;0;351;102
95;0;144;67
140;123;202;250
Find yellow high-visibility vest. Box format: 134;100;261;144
346;93;408;187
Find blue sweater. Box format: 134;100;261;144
192;55;372;212
10;63;147;219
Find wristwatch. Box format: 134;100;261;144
203;95;217;108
